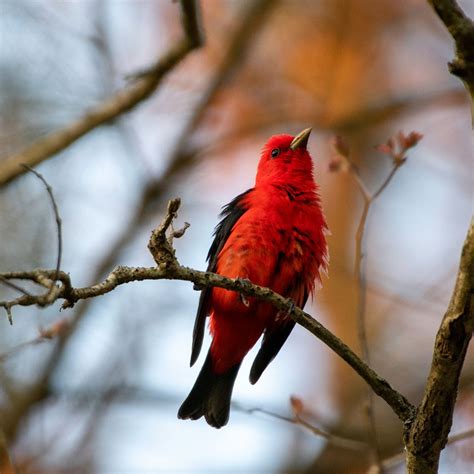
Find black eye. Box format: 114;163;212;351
271;148;280;158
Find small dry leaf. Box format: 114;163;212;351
290;395;304;416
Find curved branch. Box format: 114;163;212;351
22;165;63;305
0;199;415;424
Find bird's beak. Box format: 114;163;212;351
289;127;312;151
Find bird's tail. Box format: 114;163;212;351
178;351;241;428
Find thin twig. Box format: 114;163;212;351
22;165;63;301
447;427;474;444
340;132;422;469
4;306;13;326
0;276;32;297
353;165;402;468
0;337;47;364
237;405;367;451
372;165;400;201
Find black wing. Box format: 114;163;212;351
249;288;309;384
190;188;253;366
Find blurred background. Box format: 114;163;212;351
0;0;473;472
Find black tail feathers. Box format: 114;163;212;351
178;351;241;428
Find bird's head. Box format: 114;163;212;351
255;128;315;187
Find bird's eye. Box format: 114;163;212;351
271;148;280;158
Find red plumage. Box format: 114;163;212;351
178;129;328;428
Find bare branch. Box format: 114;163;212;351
427;0;474;96
237;403;367;451
405;218;474;473
355;172;399;468
447;427;474;444
0;276;32;297
0;198;415;424
22;165;63;304
0;0;202;186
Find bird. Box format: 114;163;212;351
178;128;328;428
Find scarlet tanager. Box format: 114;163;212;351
178;128;328;428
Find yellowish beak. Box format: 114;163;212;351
289;127;312;151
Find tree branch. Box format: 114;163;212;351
0;0;202;186
405;218;474;473
427;0;474;99
0;198;415;424
22;165;63;305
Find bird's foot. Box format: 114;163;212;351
286;298;296;316
275;298;296;322
236;278;252;307
236;277;252;286
240;293;250;307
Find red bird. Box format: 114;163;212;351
178;128;328;428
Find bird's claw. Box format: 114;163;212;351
236;277;252;287
240;293;250;307
286;298;296;316
236;278;252;307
